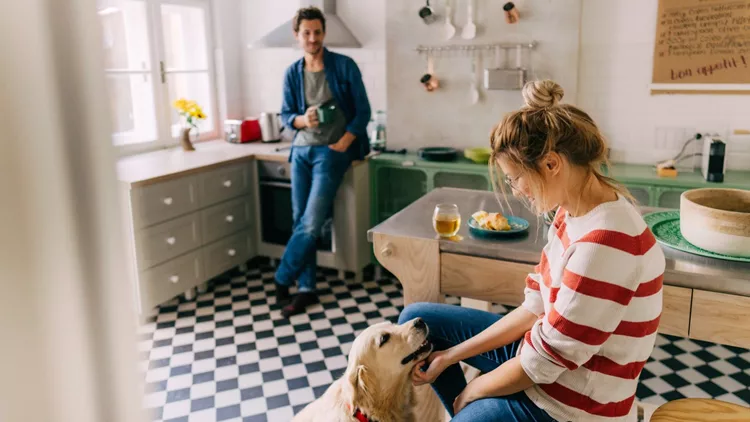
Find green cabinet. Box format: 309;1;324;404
369;153;492;227
370;153;750;229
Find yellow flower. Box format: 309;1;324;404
172;98;188;111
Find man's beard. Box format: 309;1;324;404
305;44;322;54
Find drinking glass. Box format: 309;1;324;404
433;203;461;238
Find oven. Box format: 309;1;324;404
257;160;333;252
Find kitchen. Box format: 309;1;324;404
4;1;750;422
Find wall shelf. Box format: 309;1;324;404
414;41;536;54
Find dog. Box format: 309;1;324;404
292;318;433;422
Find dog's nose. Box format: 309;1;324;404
414;318;426;331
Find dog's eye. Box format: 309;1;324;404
378;333;390;347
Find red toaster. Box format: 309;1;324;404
224;119;262;143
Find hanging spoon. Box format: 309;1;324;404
461;0;477;40
469;53;479;105
444;1;456;40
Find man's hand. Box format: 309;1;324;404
303;106;319;128
329;132;355;153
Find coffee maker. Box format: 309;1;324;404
701;135;726;183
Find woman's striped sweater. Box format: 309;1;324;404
519;195;665;422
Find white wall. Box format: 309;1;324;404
578;0;750;170
385;0;582;151
212;0;244;120
241;0;387;118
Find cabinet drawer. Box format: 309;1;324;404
203;230;251;280
200;197;252;244
198;163;249;206
690;290;750;348
441;253;530;307
131;176;198;228
659;285;692;337
136;213;202;270
140;250;203;311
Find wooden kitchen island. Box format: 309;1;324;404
368;187;750;421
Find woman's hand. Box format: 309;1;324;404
412;350;453;386
453;378;481;414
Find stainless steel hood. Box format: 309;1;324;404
250;0;361;49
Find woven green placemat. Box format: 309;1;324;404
643;211;750;263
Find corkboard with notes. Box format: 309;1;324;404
652;0;750;93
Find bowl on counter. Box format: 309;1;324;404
464;147;492;164
680;188;750;257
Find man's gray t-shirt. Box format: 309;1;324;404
294;69;347;146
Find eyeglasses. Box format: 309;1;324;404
504;173;521;190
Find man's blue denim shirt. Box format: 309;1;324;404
280;48;372;162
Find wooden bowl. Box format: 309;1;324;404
680;188;750;257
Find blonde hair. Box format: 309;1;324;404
489;80;634;215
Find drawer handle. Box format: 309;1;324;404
223;180;232;188
227;248;236;256
225;215;234;223
169;275;180;284
166;236;176;245
380;243;393;257
163;197;173;205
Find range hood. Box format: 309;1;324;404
251;0;361;49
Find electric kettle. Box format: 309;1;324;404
258;112;281;143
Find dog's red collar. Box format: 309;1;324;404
347;404;373;422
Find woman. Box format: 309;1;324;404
398;80;665;422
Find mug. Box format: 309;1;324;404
316;103;337;125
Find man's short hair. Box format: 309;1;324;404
293;6;326;33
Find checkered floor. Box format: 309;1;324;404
138;259;750;421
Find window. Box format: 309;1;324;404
97;0;217;154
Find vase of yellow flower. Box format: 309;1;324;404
172;98;207;151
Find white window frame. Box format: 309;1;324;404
101;0;220;157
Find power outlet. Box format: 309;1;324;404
654;127;696;150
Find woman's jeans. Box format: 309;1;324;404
275;145;351;292
398;302;556;422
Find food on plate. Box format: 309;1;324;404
471;210;511;231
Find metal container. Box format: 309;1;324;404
224;119;242;143
484;68;527;90
258;112;281;143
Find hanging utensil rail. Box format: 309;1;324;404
415;42;536;54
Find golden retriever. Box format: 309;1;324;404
292;318;432;422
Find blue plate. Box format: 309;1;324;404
468;215;530;238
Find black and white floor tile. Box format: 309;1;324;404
138;259;750;421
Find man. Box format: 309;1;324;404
275;6;371;318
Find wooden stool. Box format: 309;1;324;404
651;398;750;422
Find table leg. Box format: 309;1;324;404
373;233;446;422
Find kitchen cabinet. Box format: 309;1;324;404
656;187;688;209
121;160;258;314
369;153;491;227
623;183;654;207
659;285;692;338
689;290;750;348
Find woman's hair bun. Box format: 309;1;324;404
522;80;564;109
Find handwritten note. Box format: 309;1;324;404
653;0;750;85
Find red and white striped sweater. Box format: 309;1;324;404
518;195;665;422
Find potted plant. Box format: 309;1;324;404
172;98;206;151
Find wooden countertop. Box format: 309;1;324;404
117;140;367;187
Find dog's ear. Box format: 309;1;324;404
347;365;372;406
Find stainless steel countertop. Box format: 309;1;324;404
368;188;750;297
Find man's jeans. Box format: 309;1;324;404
275;145;351;292
398;303;556;422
